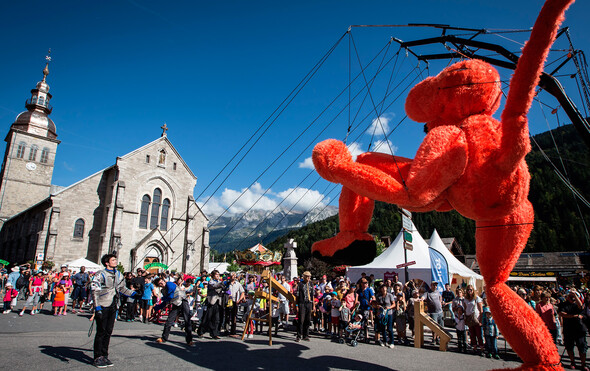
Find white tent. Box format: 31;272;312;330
346;222;485;290
428;229;483;289
347;221;432;284
209;262;230;274
64;258;102;272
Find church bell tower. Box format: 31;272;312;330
0;52;60;224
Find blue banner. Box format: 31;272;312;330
429;248;449;294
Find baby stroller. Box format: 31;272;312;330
339;308;366;347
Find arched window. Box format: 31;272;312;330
73;219;85;238
16;142;26;158
40;148;50;164
28;145;38;161
160;199;170;231
150;188;161;229
139;195;150;229
38;96;45;106
31;96;37;105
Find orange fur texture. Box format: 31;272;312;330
311;0;574;368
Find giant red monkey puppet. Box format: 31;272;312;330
312;0;573;369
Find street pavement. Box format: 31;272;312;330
0;308;535;370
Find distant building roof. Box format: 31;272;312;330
464;251;589;273
426;235;465;257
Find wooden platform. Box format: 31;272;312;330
241;270;295;345
414;300;452;351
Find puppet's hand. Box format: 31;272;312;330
313;139;353;183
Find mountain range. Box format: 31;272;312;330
207;205;338;253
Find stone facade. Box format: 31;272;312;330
0;136;210;273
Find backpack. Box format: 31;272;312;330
16;274;29;290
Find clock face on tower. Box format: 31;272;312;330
26;162;37;171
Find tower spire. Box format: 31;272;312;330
42;49;51;82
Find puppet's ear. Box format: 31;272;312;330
405;76;441;123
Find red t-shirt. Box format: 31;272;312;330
535;302;556;330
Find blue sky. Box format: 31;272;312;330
1;0;588;217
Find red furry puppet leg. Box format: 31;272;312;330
311;187;376;265
477;201;561;371
312;147;416;265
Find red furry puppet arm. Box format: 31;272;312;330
312;125;467;208
499;0;574;170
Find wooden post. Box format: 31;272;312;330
414;300;424;348
241;302;255;341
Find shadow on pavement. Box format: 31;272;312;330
141;338;398;371
39;345;94;365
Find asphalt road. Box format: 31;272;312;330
0;308;531;370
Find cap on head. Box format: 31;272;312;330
303;271;311;277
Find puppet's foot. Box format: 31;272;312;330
312;139;353;183
312;231;376;266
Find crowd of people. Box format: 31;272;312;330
1;260;589;370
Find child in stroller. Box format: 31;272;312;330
339;311;366;347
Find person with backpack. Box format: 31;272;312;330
91;254;137;368
19;270;45;316
358;278;375;342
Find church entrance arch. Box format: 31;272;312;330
143;244;164;274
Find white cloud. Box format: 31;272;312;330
199;183;330;217
298;156;315;169
347;141;365;160
371;139;398;155
366;116;391;137
277;188;328;211
219;182;277;214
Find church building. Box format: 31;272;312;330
0;61;210;273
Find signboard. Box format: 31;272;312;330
402;215;412;231
36;252;44;260
384;271;398;282
144;262;169;270
0;259;9;266
396;261;416;269
403;231;413;242
509;271;556;277
404;241;413;251
400;208;412;218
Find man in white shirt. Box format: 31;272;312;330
226;272;245;335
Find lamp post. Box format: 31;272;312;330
113;240;122;257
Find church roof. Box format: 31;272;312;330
51;165;116;197
118;135;196;180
